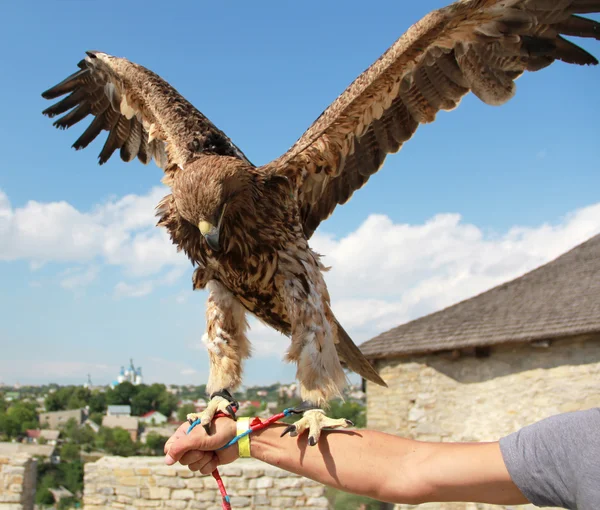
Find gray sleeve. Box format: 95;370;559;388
499;408;600;510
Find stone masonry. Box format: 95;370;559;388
0;454;37;510
83;456;330;510
366;334;600;510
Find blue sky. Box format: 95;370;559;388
0;1;598;388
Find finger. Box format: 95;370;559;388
188;452;216;472
179;450;208;466
164;422;192;454
165;434;203;465
165;424;219;465
199;456;220;475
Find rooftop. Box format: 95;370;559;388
102;415;139;431
360;234;600;360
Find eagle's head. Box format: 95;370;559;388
172;156;255;253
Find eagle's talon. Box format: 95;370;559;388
286;408;352;445
226;405;237;420
186;392;238;436
281;424;296;437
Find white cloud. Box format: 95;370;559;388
311;203;600;343
114;281;154;299
60;266;99;290
0;187;188;277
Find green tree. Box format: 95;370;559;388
57;496;80;509
60;443;81;462
0;401;38;438
95;426;136;456
130;384;162;416
156;390;178;418
66;387;91;410
61;418;95;447
35;464;59;505
106;382;137;407
327;400;366;428
88;390;107;414
59;460;84;495
177;404;196;422
89;412;103;426
145;432;168;455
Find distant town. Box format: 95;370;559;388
0;359;366;507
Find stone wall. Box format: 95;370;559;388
83;456;329;510
0;454;37;510
366;334;600;510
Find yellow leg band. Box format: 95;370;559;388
237;417;251;458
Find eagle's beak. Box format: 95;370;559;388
199;221;220;252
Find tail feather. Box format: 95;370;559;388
334;319;387;388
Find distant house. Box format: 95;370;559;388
139;410;168;425
107;405;131;417
25;429;60;445
194;399;207;412
39;409;85;430
102;416;139;442
360;235;600;449
237;401;262;414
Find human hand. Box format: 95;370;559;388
164;416;238;474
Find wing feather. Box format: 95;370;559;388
42;51;251;174
262;0;599;238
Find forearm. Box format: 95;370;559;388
250;424;428;503
249;424;528;505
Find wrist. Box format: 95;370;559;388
236;417;252;458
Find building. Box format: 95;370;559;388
101;416;140;442
25;429;60;445
39;409;85;430
360;234;600;456
107;405;132;417
139;410;168;425
115;358;143;386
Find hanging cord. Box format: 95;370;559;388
186;402;319;510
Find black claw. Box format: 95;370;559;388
345;419;354;426
226;405;237;421
308;436;317;446
188;418;194;425
203;423;211;435
280;424;296;438
291;400;321;414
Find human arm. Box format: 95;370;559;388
164;417;529;506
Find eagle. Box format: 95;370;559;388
42;0;599;445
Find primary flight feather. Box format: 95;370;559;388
42;0;599;443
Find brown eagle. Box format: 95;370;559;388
42;0;599;444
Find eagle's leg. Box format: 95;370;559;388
280;268;351;445
186;280;251;434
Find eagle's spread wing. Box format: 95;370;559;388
263;0;599;238
42;51;251;180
